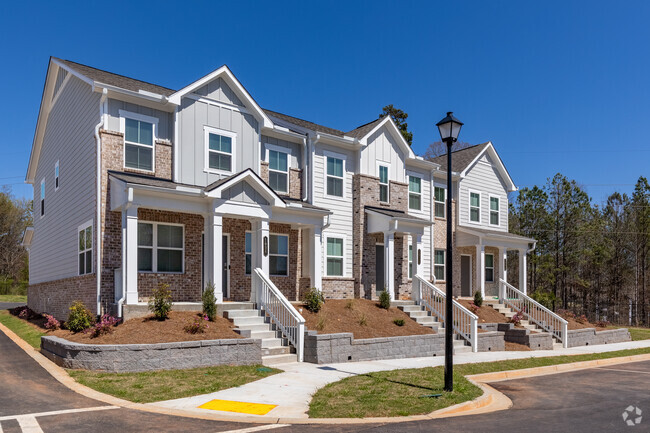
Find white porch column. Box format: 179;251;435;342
212;215;223;303
476;244;485;298
124;205;139;305
411;233;423;301
310;226;323;291
519;248;527;295
384;232;395;301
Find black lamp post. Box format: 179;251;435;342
436;111;463;392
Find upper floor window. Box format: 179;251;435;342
124;117;154;172
434;186;446;218
485;253;494;282
378;164;389;203
268;149;289;194
326;236;344;276
138;222;184;273
245;232;252;275
470;191;481;222
409;176;421;210
78;221;92;275
434;249;445;281
54;161;60;191
490;196;500;225
40;179;45;217
269;234;288;276
326;155;344;197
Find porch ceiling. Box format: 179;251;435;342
456;226;536;249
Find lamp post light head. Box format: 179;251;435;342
436;111;463;143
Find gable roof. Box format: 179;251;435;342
346;118;383;138
430;142;490;173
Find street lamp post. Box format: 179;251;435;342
436;112;463;392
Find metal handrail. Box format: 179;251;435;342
253;268;306;361
414;275;478;352
499;278;568;348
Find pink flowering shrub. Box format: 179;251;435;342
89;314;119;338
557;309;576;320
43;314;60;330
576;314;589;324
510;311;525;326
16;306;37;320
595;320;610;328
184;314;209;334
468;302;480;314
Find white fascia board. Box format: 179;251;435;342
271;207;330;227
261;125;307;144
459;142;517;192
51;58;95;88
406;157;440;170
97;84;174;112
314;133;360;149
457;226;535;245
206;170;286;207
21;227;34;247
358;116;415;159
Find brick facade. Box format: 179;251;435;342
321;278;355;299
259;161;303;200
28;274;96;321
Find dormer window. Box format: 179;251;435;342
120;110;157;172
205;127;236;174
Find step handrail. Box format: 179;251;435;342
414;275;478;352
253;268;306;361
498;279;568;348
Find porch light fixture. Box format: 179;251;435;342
436;111;463;392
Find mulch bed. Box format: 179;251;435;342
457;300;512;325
505;342;532;351
557;313;609;332
299;299;434;339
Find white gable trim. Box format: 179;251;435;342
168;66;273;128
359;116;415;159
460;142;517;192
206;169;285;207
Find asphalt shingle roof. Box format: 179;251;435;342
346;118;383;138
429;142;490;173
263;109;345;137
364;206;431;224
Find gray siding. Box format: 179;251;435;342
458;153;509;231
195;77;244;106
31;76;100;284
106;99;173;141
52;69;68;100
261;135;301;169
222;182;270;205
360;126;407;183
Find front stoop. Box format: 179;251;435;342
484;299;560;347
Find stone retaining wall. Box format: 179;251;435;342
476;330;506;352
304;331;445;364
566;328;631;348
41;336;262;372
479;323;553;350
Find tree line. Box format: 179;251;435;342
0;188;31;295
509;174;650;326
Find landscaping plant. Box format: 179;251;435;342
378;290;391;309
576;314;588;324
393;318;405;327
468;302;479;314
473;290;483;308
43;314;60;330
90;314;119;337
184;314;209;334
304;287;325;313
315;313;327;331
66;301;95;333
510;310;525;326
345;299;355;310
148;283;173;320
202;282;217;321
358;313;368;326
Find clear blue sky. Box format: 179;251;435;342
1;1;649;204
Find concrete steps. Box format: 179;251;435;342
397;304;440;331
485;302;565;349
262;353;298;366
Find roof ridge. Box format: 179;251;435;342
347;117;382;133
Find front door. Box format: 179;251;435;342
461;255;471;296
222;235;229;299
376;244;385;295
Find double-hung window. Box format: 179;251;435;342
40;179;45;217
124;116;154;172
245;232;252;275
408;176;422;210
326;155;344;197
138;222;184;273
207;129;234;173
78;221;92;275
378;164;389;203
55;161;60;191
490;196;500;225
485;254;494;282
269;234;288;276
326;236;344;276
470;192;481;222
434;249;445;281
268;149;289;194
434;186;446;218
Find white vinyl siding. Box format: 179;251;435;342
138;222;184;273
78;221;92;275
326;236;344;277
269;234;288;276
359;125;407;183
40;179;45;217
54;161;59;191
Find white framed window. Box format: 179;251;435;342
434;249;445;281
78;220;92;275
204;126;236;174
485;253;494;282
489;196;500;226
326;235;345;276
54;161;60;191
120;110;157;172
408;175;422;210
324;151;345;198
269;233;289;276
469;191;481;223
267;145;289;194
137;222;184;273
245;231;252;275
377;163;389;203
40;178;45;217
434;186;446;218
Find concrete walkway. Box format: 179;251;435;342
152;339;650;420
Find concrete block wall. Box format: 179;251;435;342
566;328;631;348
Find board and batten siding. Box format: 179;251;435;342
195;77;244;107
313;144;355;278
406;166;432;280
261;135;301;169
360;126;407;183
106;99;173;141
30;76;100;284
458;153;509;231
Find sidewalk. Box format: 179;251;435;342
152;339;650;420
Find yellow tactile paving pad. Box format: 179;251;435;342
198;399;277;415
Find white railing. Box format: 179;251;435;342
499;279;568;348
253;268;306;361
414;275;478;352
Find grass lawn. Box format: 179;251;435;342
0;294;27;303
309;346;650;418
0;310;45;349
623;327;650;341
69;365;281;403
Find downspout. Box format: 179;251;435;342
95;88;108;316
302;136;308;201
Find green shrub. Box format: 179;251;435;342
148;283;173;321
473;290;483;308
304;288;325;313
66;301;95;333
393;318;405;326
202;283;217;321
378;290;391;309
